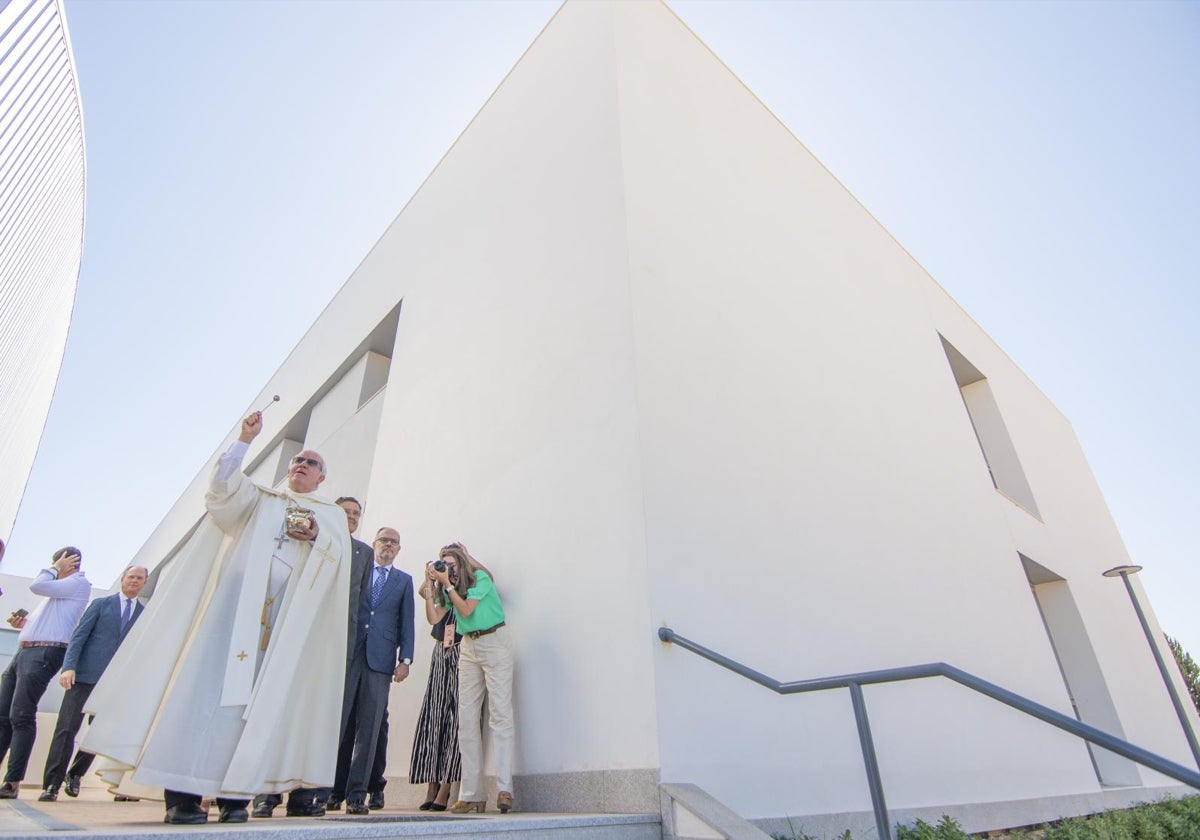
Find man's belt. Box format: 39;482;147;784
465;621;506;640
20;641;67;649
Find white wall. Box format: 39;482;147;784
360;0;662;780
605;0;1185;817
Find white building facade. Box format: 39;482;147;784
122;1;1197;833
0;0;86;541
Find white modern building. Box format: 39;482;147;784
0;0;86;542
110;1;1197;835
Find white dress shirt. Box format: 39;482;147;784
20;570;91;644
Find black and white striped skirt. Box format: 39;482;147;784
408;641;462;784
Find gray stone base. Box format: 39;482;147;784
381;769;661;815
753;784;1196;838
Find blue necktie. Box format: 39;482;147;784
120;598;132;630
370;568;388;607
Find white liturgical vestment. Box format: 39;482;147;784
81;442;351;798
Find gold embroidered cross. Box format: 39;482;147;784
236;650;248;661
308;542;337;590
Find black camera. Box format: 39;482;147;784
433;560;447;572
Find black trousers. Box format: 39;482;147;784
251;787;318;811
333;655;390;803
43;681;99;789
313;655;388;804
372;709;389;794
0;646;65;783
263;708;387;808
330;706;389;798
165;789;248;812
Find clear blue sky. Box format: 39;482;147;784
7;1;1199;654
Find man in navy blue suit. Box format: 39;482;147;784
38;565;148;801
340;526;413;816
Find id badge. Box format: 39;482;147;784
442;617;456;649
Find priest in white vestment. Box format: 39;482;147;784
81;411;351;824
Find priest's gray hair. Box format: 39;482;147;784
122;565;149;578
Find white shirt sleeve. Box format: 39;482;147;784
29;569;90;598
216;440;251;483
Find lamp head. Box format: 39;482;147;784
1102;565;1144;578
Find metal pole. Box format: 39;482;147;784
1110;569;1200;771
848;682;892;840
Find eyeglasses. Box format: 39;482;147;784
375;537;400;546
291;456;322;468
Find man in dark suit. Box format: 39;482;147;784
323;498;393;813
252;496;376;819
339;526;413;816
38;565;147;801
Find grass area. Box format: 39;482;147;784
770;795;1200;840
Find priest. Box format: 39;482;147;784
81;410;351;825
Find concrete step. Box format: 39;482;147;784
0;797;661;840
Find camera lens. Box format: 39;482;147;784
433;560;446;572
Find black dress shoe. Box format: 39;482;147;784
64;775;81;797
286;803;325;817
218;806;249;823
164;805;208;825
0;782;19;799
326;797;342;811
251;800;275;818
368;790;384;810
345;801;369;815
38;787;58;802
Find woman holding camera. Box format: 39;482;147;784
428;543;514;814
409;556;464;811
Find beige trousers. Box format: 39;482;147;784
457;625;515;800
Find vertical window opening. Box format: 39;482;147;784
940;336;1040;516
1020;553;1141;787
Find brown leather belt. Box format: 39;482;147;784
20;641;67;649
465;621;506;640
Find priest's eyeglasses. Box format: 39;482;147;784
291;456;322;468
375;537;399;546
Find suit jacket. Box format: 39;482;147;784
346;537;374;657
353;564;414;675
62;592;144;685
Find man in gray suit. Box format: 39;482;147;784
38;565;147;801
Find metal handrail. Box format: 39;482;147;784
658;626;1200;840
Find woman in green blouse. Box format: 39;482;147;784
428;543;514;814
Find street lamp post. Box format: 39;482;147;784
1103;564;1200;771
